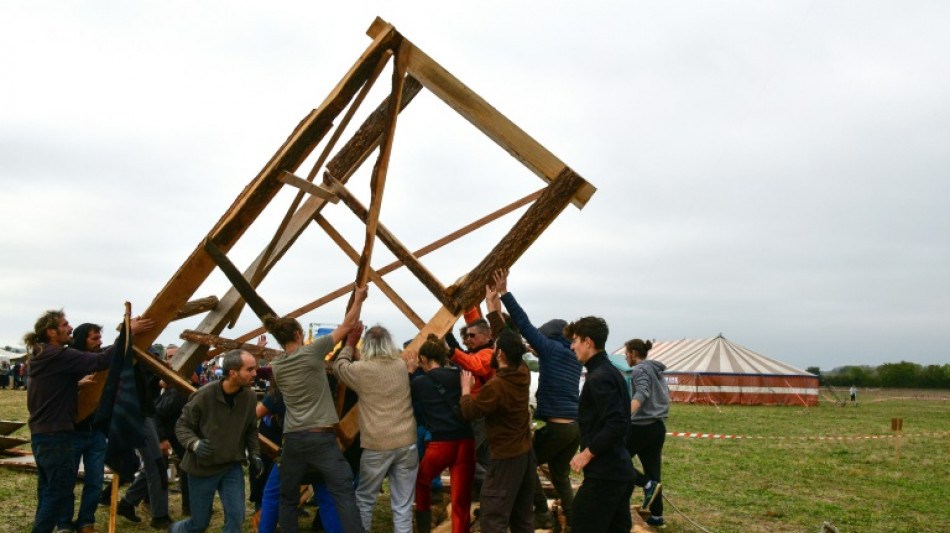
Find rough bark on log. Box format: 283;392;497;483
180;330;283;360
173;296;219;321
449;168;589;311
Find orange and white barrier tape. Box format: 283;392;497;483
667;431;950;441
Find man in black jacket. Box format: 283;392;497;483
566;317;635;533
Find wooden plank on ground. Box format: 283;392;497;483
0;421;25;436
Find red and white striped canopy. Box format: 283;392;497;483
613;334;818;406
646;334;813;377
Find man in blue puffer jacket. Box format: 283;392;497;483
493;268;583;531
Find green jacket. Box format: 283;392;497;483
176;380;259;477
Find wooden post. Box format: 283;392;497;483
179;330;284;360
891;417;903;461
108;472;119;533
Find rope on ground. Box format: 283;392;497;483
661;493;717;533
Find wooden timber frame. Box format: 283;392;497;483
130;17;596;456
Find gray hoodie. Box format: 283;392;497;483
630;359;670;425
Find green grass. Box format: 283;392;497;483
1;388;948;532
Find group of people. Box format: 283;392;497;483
24;266;672;533
1;358;28;389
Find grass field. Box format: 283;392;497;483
1;387;948;533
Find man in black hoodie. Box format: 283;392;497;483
24;309;152;533
565;317;635;533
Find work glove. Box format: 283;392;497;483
250;455;265;479
192;439;215;462
444;332;461;352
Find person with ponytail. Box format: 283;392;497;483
24;309;153;533
411;334;475;532
263;286;368;533
623;338;670;528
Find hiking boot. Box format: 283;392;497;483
77;526;100;533
535;509;555;529
117;500;142;523
150;516;172;529
646;516;666;529
641;481;662;511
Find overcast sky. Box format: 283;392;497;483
2;1;948;370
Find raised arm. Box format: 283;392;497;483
330;286;368;345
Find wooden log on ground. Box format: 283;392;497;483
180;330;283;360
173;296;219;321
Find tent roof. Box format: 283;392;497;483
612;334;814;377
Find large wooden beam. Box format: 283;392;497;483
355;39;408;289
367;17;596;209
171;78;424;374
203;239;277;320
137;27;400;356
329;175;456;311
449;168;589;311
227;50;392;328
314;215;425;329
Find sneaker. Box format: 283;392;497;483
641;481;662;511
116;500;142;523
646;516;666;528
150;516;173;529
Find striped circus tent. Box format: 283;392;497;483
612;334;818;406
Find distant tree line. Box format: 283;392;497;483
807;361;950;389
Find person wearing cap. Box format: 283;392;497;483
492;268;583;531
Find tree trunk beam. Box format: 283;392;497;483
203;239;277;320
449;168;589;310
179;330;283;360
173;296;219;321
314;215;425;329
171;78;423;375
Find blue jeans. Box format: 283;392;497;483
57;430;106;530
357;444;419;533
31;432;78;533
169;464;244;533
259;465;344;533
